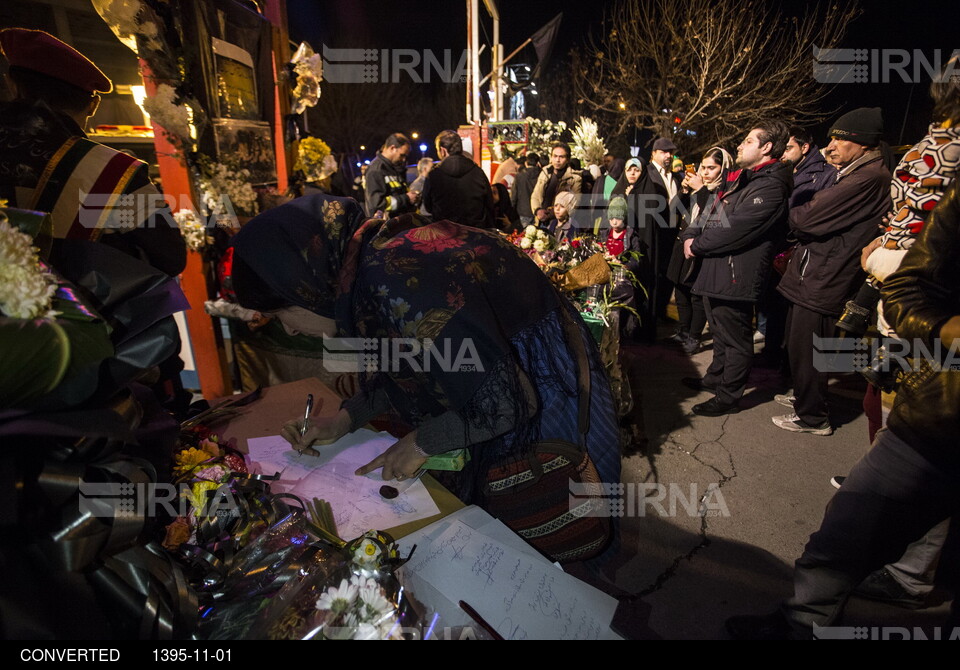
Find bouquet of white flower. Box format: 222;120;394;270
570;117;608;168
246;530;420;640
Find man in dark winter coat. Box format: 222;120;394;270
681;120;793;416
783;126;837;208
421;130;495;229
365;133;419;217
726;176;960;641
641;137;687;339
774;108;891;434
756;126;838;367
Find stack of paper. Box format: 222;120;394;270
398;507;621;640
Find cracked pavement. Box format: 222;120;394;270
566;335;954;639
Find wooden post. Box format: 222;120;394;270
143;69;231;400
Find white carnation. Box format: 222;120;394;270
533;239;546;252
0;220;38;267
519;237;532;250
0;263;57;319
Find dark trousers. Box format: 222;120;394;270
784;427;959;636
702;297;754;405
758;281;790;364
675;284;707;339
785;303;836;426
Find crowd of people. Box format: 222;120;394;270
336;84;960;636
2;24;959;639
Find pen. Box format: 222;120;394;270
458;600;504;640
296;393;313;456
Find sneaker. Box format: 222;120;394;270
774;394;796;408
692;397;741;417
830;475;846;489
853;568;927;610
771;413;833;435
725;611;792;640
682;377;717;393
753;330;766;343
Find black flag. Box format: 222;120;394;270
530;13;562;78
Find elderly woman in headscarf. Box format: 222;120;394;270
228;194;620;562
665;146;734;353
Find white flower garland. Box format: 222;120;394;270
141;84;193;147
173;209;208;252
199;162;259;220
0;218;58;320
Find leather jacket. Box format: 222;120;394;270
881;178;960;471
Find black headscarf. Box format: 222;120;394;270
611;157;647;196
230;194;368;318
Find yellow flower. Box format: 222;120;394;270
184;481;220;516
174;447;212;475
296;137;332;181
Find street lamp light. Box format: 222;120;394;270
411;132;419;140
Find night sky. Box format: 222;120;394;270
287;0;958;156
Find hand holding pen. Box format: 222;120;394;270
280;396;352;456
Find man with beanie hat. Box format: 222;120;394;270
0;28;185;277
774;108;891;434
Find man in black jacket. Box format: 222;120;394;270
726;176;960;640
681;120;793;416
365;133;419;217
775;108;891;434
783;126;837;208
421;130;495;229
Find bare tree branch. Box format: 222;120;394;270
573;0;861;156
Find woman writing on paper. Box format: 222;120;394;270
229;194;620;562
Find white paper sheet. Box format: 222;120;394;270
245;429;441;540
401;514;620;640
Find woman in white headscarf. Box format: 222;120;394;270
666;146;734;353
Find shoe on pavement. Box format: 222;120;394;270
774;394;796;408
682;377;716;392
772;413;833;435
853;568;927;610
830;475;846;489
666;330;686;344
725;611;792;640
681;335;700;355
692;397;741;417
